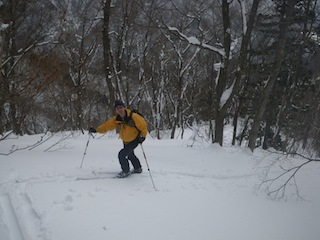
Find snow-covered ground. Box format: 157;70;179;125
0;129;319;240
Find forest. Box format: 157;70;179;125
1;0;320;154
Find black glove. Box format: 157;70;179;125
89;127;96;133
138;135;145;143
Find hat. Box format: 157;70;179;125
114;99;125;109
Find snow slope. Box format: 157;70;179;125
0;130;319;240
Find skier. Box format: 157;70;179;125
89;100;148;178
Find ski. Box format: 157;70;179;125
76;175;112;181
92;170;116;175
115;170;134;179
75;171;114;181
93;170;131;179
75;169;137;181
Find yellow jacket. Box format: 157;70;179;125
96;109;147;143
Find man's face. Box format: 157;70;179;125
115;106;126;117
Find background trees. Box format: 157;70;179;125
0;0;57;134
1;0;320;154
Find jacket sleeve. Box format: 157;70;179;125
132;113;148;138
96;116;118;133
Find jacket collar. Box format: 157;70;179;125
115;108;131;122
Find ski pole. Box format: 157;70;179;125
140;144;157;191
80;133;93;168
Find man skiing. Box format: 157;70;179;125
89;100;148;178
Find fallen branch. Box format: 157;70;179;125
44;133;72;152
0;131;55;155
0;131;14;141
259;150;319;200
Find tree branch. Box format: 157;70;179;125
259;150;318;200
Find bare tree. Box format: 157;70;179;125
164;0;260;145
248;0;312;152
103;0;115;110
57;0;101;131
0;0;57;135
131;0;168;138
108;0;141;103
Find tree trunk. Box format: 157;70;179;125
103;0;115;110
232;102;239;146
213;0;231;146
215;112;224;145
214;0;260;146
248;1;295;151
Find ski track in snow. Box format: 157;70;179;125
0;168;257;240
1;169;255;187
0;180;51;240
157;170;256;180
0;194;24;240
1;132;320;240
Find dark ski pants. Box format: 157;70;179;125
118;137;142;173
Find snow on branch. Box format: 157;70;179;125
238;0;247;34
167;26;225;57
0;23;9;31
220;82;234;107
